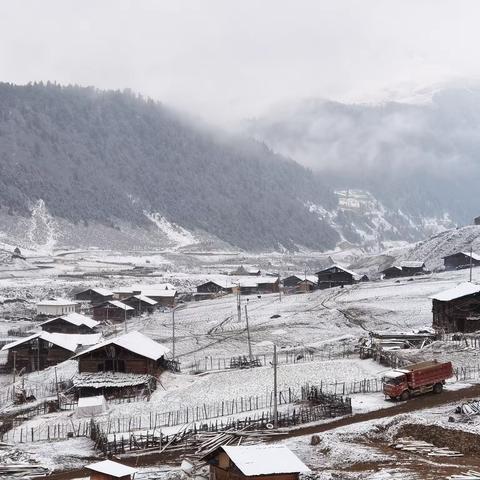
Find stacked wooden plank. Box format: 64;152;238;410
456;400;480;415
390;439;463;457
0;463;50;477
448;471;480;479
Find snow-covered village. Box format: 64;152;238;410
2;2;480;479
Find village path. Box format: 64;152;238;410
267;383;480;440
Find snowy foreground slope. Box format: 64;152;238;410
1;261;480;478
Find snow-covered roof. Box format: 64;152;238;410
73;371;153;388
50;333;102;347
1;332;78;352
400;261;425;268
74;330;169;361
221;445;310;476
78;287;113;297
37;298;77;306
131;294;158;305
78;395;106;408
285;275;318;284
200;279;235;289
40;312;99;329
86;459;137;477
140;289;177;298
315;264;358;277
101;300;134;311
430;282;480;302
461;251;480;261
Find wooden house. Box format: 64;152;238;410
282;275;317;292
256;277;280;294
86;459;137;480
75;330;169;375
122;295;158;314
400;261;426;276
475;216;480;226
203;445;309;480
36;299;79;317
443;252;480;271
380;265;403;279
431;282;480;333
232;266;261;276
74;288;114;305
40;312;99;334
197;280;234;294
1;332;77;373
92;300;135;322
315;265;357;289
112;287;139;300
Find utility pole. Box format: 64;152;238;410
124;305;127;333
12;351;16;384
278;276;282;302
470;245;474;283
244;304;253;362
54;366;60;405
172;307;176;361
273;344;278;429
236;286;242;323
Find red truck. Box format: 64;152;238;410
382;360;453;401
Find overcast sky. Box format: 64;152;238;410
1;0;479;124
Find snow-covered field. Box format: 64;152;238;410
1;250;480;477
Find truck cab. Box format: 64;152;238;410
382;370;408;400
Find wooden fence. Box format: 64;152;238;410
182;345;356;374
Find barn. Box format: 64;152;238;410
315;265;358;289
197;280;234;294
122;295;158;314
431;282;480;333
443;252;480;271
400;261;426;276
92;300;135;322
203;445;310;480
380;266;403;279
75;330;170;376
74;288;114;305
1;332;77;373
39;312;99;334
256;277;280;294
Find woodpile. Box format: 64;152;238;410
448;471;480;479
455;400;480;415
390;438;463;457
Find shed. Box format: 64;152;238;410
1;332;77;372
36;299;79;317
74;288;114;305
315;265;357;289
430;282;480;333
282;275;317;292
76;395;108;418
75;330;169;375
40;312;99;334
443;252;480;271
136;288;177;307
86;459;136;480
122;295;158;314
203;445;309;480
92;300;134;322
381;265;404;279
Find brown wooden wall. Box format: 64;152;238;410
41;318;93;334
433;296;480;333
6;339;72;373
78;345;163;375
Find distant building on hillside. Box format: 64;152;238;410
74;288;114;305
443;252;480;271
203;445;310;480
430;282;480;333
231;266;261;276
380;261;426;279
196;280;234;294
36;299;79;317
282;275;318;292
315;265;359;289
39;312;99;334
474;216;480;226
92;300;135;322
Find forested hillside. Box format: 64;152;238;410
0;83;339;251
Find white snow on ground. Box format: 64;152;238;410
145;212;198;248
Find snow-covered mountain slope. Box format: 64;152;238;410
307;189;454;253
401;225;480;271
